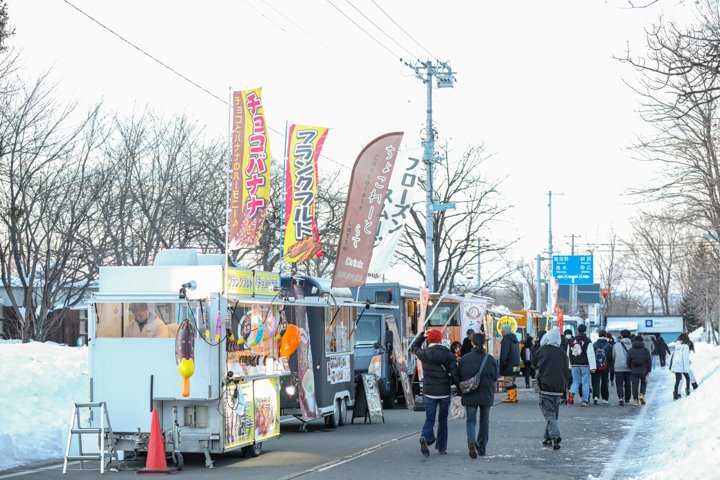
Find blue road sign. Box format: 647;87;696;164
430;202;456;212
552;255;594;285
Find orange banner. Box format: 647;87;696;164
282;124;329;262
229;88;271;249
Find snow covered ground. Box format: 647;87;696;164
0;333;718;476
0;340;89;471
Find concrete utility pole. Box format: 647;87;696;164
536;254;543;312
405;59;456;291
567;234;581;315
546;191;563;309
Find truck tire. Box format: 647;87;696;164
171;451;184;471
325;401;340;429
383;375;397;409
338;398;347;426
242;442;262;458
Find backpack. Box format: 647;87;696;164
595;345;608;371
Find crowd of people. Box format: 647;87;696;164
410;324;699;459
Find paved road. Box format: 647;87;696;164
0;378;664;480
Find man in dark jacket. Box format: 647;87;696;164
626;334;652;405
460;329;475;357
458;333;499;458
531;328;569;450
499;324;521;403
591;330;613;405
410;328;460;456
521;335;534;388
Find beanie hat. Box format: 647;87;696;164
426;329;443;344
501;324;512;335
578;324;587;333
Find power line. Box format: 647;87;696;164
342;1;418;59
259;0;337;55
325;0;401;60
60;0;349;171
369;0;436;60
59;0;226;105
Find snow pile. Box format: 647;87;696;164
0;341;89;471
637;340;720;480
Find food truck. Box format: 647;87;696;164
278;276;361;431
85;249;314;468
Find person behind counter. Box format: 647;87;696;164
124;303;168;338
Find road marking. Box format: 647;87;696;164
276;429;421;480
0;462;74;479
599;378;659;480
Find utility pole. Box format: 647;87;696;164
405;59;456;291
567;234;581;315
546;191;563;310
536;254;543;312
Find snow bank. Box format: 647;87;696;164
636;341;720;480
0;341;89;471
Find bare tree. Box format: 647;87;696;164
397;144;515;293
0;66;106;341
502;259;537;310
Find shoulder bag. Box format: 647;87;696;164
460;353;490;394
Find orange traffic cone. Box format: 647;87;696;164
137;409;176;475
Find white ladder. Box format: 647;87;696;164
63;402;117;475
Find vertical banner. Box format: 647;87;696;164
283;124;329;262
290;280;320;421
229;88;271;250
332;132;404;288
386;316;415;410
368;155;421;276
461;300;488;337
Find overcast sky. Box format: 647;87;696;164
5;0;693;284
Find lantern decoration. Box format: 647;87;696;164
248;312;264;347
238;314;252;345
275;309;287;340
175;319;195;397
263;309;277;340
280;324;301;358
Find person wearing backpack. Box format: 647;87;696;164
612;329;633;405
521;334;534;389
567;324;596;407
626;334;652;405
591;330;613;405
458;333;499;458
531;328;570;450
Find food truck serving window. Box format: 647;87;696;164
354;315;381;346
94;302;201;338
327;307;353;354
426;301;461;327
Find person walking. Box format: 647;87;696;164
669;333;692;400
410;328;460;456
643;334;657;369
591;330;613;405
458;332;499;458
656;335;671;368
531;328;570;450
499;325;521;403
687;338;700;390
521;334;534;388
567;324;596;407
626;334;652;405
612;329;633;405
607;333;616;386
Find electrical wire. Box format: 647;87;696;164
259;0;337;55
325;0;401;60
369;0;437;60
60;0;350;172
342;0;418;60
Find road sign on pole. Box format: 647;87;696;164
552;255;593;285
429;202;456;212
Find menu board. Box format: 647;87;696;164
224;381;254;448
352;374;384;424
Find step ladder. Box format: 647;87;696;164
63;402;117;475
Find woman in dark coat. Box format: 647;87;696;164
626;334;652;405
520;335;534;388
656;335;671;368
458;333;499;459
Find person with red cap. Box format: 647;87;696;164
410;328;461;457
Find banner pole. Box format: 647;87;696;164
277;121;289;286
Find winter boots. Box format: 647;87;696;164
692;382;699;390
502;386;518;403
639;393;646;405
468;441;478;459
552;436;562;450
633;399;640;406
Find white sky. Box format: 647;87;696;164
4;0;694;283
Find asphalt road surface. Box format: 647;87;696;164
0;378;664;480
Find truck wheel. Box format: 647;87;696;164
171;451;184;471
242;442;262;458
383;375;397;409
325;401;340;429
338;398;347;426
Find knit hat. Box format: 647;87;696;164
426;329;443;344
578;324;587;333
501;324;512;335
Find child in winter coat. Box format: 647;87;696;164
670;333;692;400
626;334;652;405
